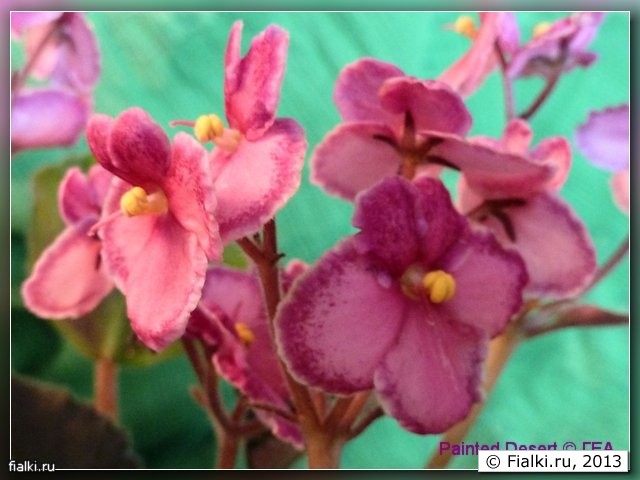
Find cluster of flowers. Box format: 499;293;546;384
18;12;628;452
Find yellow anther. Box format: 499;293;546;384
120;186;168;217
194;114;225;143
532;21;552;38
422;270;456;304
452;15;477;39
235;322;255;346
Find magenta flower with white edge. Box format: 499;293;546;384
459;119;597;298
87;107;221;351
576;104;629;213
180;21;306;244
22;165;114;319
187;266;304;448
311;58;553;202
507;12;605;80
276;177;527;434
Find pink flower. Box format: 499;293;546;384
87;108;221;351
575;104;629;213
311;58;552;202
459;119;597;298
11;12;101;153
181;21;306;243
276;177;527;434
22;165;114;318
439;12;519;96
507;12;605;80
187;265;305;448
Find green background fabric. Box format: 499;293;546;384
11;12;629;468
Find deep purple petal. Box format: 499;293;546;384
224;22;289;140
12;89;89;153
379;78;472;136
334;58;405;129
310;122;401;201
165;132;220;260
21;218;113;319
213;118;306;243
576;104;629;172
374;303;485;434
276;240;404;394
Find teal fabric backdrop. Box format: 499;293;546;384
11;12;629;468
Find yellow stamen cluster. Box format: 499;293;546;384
452;15;478;39
235;322;255;346
194;114;225;143
120;186;169;217
421;270;456;304
532;21;552;38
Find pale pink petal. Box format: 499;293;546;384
23;21;61;81
575;104;629;172
58;167;100;225
224;22;289;140
213;119;306;243
310;123;401;201
374;303;485;434
164;132;220;260
334;58;405;130
102;212;207;351
379;78;472;136
11;12;62;36
12;89;89;153
472;192;596;298
611;170;629;214
440;230;527;337
276;240;404;394
429;136;552;199
87;164;114;205
530;137;571;190
21;218;113;319
500;118;533;155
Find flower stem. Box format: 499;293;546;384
425;321;521;469
94;357;118;422
518;67;562;120
217;433;239;469
587;235;629;292
494;41;515;121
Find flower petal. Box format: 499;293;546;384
11;12;62;36
310;122;401;201
530;137;571;190
224;21;289;140
276;240;404;394
21;218;113;319
102;211;207;351
611;170;629;214
213;118;306;243
440;230;527;337
58;167;100;225
374;303;485;434
379;77;472;136
165;132;220;260
12;89;89;153
334;58;405;128
575;104;629;172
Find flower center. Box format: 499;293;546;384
234;322;255;346
193;113;242;153
452;15;478;39
401;266;456;304
120;186;169;217
532;21;552;38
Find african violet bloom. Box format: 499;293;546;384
311;58;551;202
276;177;527;434
459;119;596;298
11;12;100;153
187;265;305;448
506;12;604;80
181;21;306;243
576;104;629;213
87;108;221;351
22;165;114;318
439;12;519;96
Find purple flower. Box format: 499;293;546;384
459;119;597;298
87;108;221;351
22;165;114;318
507;12;605;80
576;104;629;213
187;265;304;448
276;177;527;434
